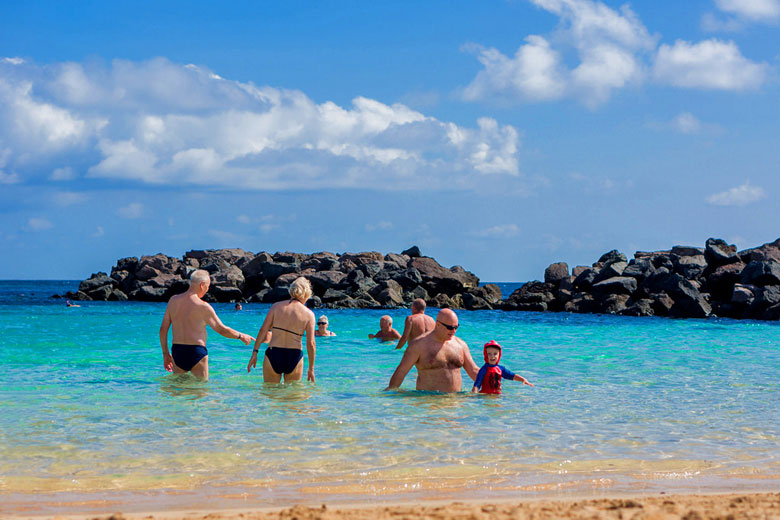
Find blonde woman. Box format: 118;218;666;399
248;277;316;383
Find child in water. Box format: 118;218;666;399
369;315;401;341
472;340;534;394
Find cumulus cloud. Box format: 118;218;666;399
26;217;53;231
714;0;780;22
117;202;144;219
706;181;767;206
0;57;521;191
653;39;768;90
462;0;656;106
463;0;769;106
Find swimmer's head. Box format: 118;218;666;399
190;269;211;291
380;315;392;329
317;315;328;327
289;277;312;303
411;298;426;313
483;340;502;364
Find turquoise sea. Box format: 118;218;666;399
1;280;779;515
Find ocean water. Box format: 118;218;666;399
1;281;779;514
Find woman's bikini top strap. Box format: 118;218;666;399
272;326;304;337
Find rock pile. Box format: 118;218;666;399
61;247;499;310
500;237;780;320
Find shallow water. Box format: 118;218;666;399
1;281;779;513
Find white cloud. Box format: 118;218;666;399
715;0;780;21
463;0;655;106
474;224;522;238
365;221;394;232
0;57;522;190
0;170;21;184
2;57;25;65
653;39;768;90
53;191;88;206
50;166;76;181
26;217;53;231
117;202;144;219
706;182;767;206
92;226;104;237
462;37;567;102
236;214;252;224
672;112;702;134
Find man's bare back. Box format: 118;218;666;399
395;299;435;350
159;270;252;380
386;309;478;392
167;292;212;346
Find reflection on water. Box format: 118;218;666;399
158;374;210;400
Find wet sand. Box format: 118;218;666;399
9;492;780;520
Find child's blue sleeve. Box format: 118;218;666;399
473;365;488;389
499;365;516;380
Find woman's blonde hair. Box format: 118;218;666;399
289;277;313;303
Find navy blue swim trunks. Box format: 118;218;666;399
264;347;303;374
172;344;208;371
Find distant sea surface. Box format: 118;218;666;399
1;280;779;515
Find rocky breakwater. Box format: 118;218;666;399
62;246;502;310
499;237;780;320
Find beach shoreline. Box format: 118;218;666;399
3;490;780;520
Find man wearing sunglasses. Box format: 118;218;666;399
385;308;479;393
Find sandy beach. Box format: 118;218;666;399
6;492;778;520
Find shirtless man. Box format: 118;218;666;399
395;298;435;350
159;269;254;380
385;309;479;393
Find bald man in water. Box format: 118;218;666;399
386;308;479;393
395;298;435;350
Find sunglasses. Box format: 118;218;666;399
437;321;458;331
317;322;327;325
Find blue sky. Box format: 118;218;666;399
1;0;779;281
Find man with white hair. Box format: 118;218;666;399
159;269;254;380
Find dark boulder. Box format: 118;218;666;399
402;246;421;258
623;258;655;281
129;286;168;301
79;272;114;293
573;268;597;290
741;261;780;286
306;270;347;295
544;262;569;284
591;276;637;298
671;245;704;257
564;293;596;313
384;253;411;268
620;298;654;317
704;262;745;300
209;285;244;302
593;261;627;284
462;293;492;310
671;254;707;280
642;271;711;318
704;238;738;267
598;294;630;314
410;257;478;296
596;250;627;265
393;268;423;290
375;287;404;307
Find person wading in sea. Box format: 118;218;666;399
395;298;435;350
159;269;254;380
386;308;479;392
